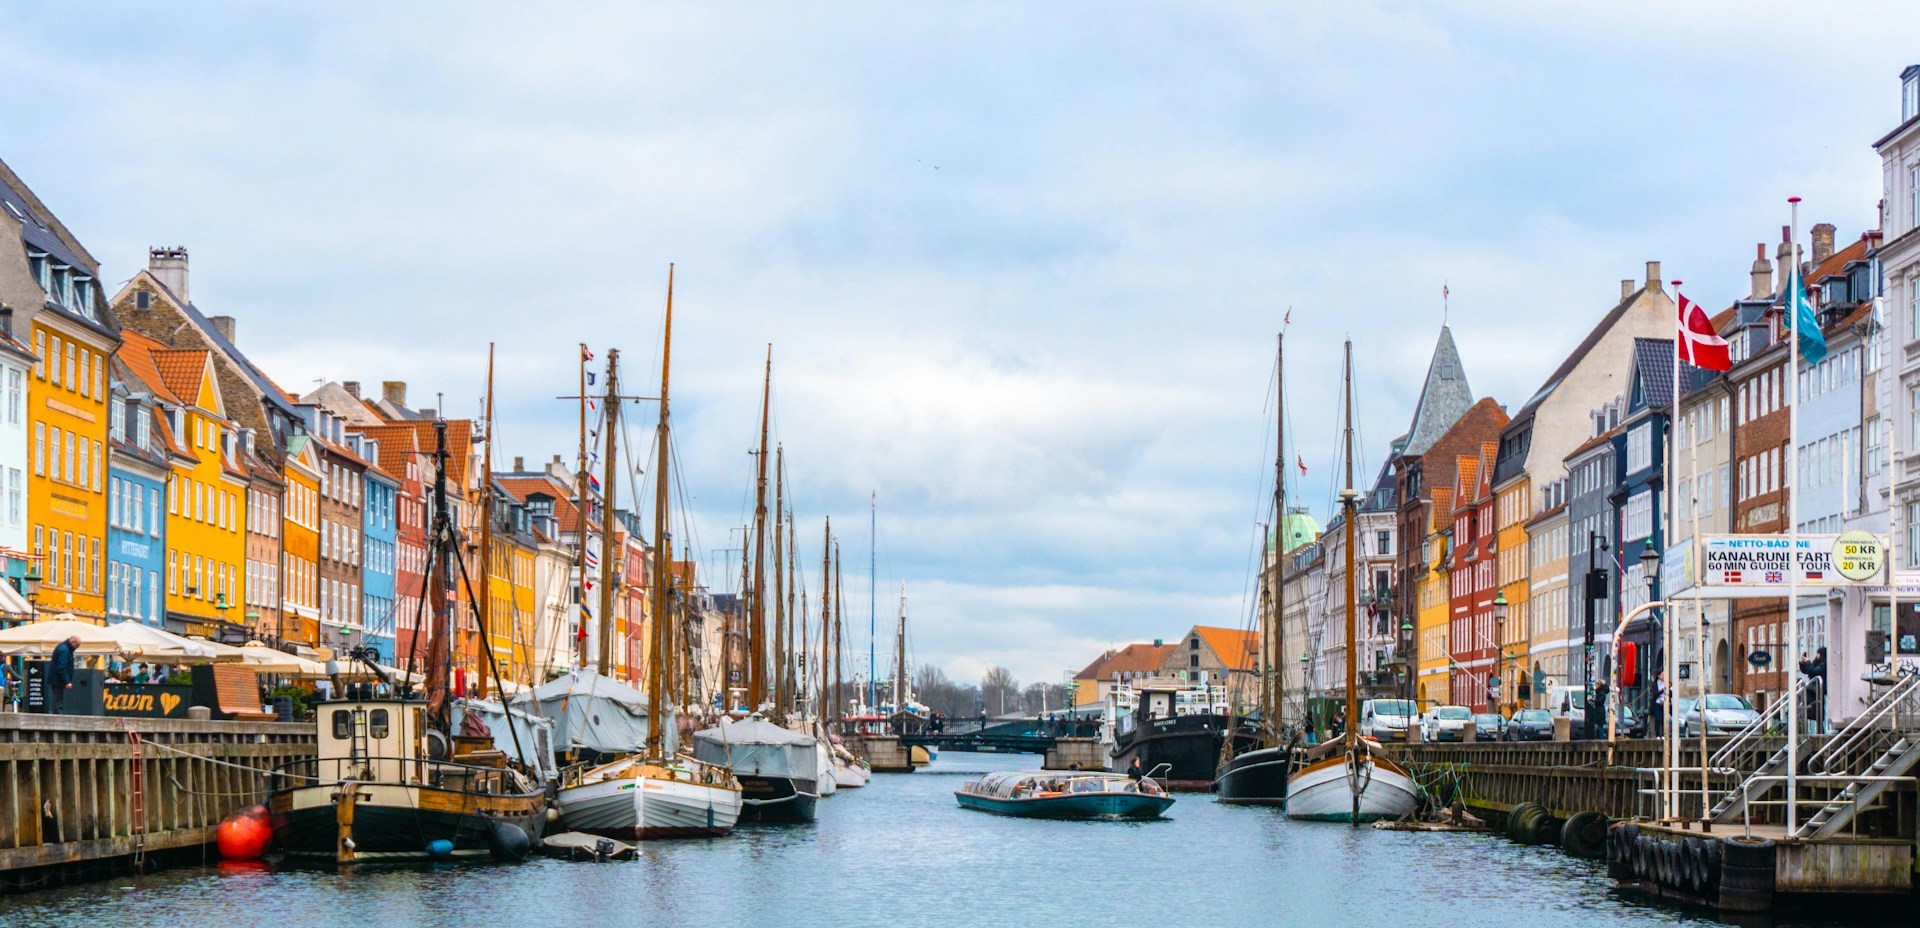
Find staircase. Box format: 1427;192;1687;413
1793;669;1920;839
1707;676;1818;823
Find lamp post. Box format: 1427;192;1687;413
1493;590;1509;716
1640;545;1661;736
1583;530;1611;739
19;560;41;625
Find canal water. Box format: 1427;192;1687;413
0;751;1900;928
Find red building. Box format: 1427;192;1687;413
1448;442;1500;710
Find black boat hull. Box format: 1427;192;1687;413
269;787;548;862
737;774;819;823
1111;715;1253;789
1213;746;1290;804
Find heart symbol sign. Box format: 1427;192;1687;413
160;693;182;716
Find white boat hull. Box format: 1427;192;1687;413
813;742;839;796
1284;752;1417;823
831;758;870;788
556;772;742;839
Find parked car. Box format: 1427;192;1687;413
1359;698;1419;742
1423;705;1473;742
1614;703;1647;739
1470;712;1507;741
1677;693;1761;737
1504;708;1554;741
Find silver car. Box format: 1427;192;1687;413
1677;693;1761;737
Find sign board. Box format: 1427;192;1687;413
102;684;192;719
1702;535;1863;588
1833;530;1886;582
1748;650;1773;668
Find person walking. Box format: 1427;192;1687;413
47;635;80;714
1651;668;1670;738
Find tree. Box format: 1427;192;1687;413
981;666;1020;716
1021;682;1069;715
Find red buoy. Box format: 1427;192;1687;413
217;805;272;860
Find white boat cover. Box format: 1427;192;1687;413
510;669;669;755
693;717;816;779
455;698;560;783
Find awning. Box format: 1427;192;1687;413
0;580;30;616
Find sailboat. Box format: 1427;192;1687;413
268;417;549;862
694;347;823;823
546;269;744;839
1286;340;1418;823
820;519;872;789
1217;332;1295;805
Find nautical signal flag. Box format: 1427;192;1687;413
1296;455;1307;476
588;473;602;494
582;345;595;362
1675;293;1731;372
1785;261;1828;365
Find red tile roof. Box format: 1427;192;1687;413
115;330;184;405
1191;625;1258;673
150;348;212;409
499;474;594;533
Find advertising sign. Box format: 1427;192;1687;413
1832;530;1887;582
1703;535;1839;587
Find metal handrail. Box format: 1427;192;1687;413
1710;676;1815;768
1803;668;1920;773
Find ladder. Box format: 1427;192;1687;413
128;729;147;871
1706;676;1817;823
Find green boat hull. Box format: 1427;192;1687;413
954;790;1173;820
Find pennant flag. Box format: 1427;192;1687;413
582;345;595;362
1786;262;1827;365
1296;455;1307;476
1675;293;1732;371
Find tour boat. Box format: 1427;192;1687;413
955;770;1173;820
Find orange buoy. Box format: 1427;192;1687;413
217;805;273;860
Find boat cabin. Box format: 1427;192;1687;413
317;698;431;784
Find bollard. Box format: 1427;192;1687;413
1552;716;1572;742
188;706;212;721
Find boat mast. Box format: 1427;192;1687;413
895;587;908;713
786;506;798;720
1341;338;1361;825
423;416;454;736
834;541;845;720
772;445;786;723
729;524;747;712
821;518;832;727
596;351;620;677
476;344;496;699
868;494;876;713
575;343;590;671
749;348;771;712
1272;331;1288;740
645;267;674;756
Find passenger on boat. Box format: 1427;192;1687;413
1126;757;1144;781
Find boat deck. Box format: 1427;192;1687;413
1637;820;1913;895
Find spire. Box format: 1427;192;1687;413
1401;325;1474;457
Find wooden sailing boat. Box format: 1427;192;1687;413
268;416;549;862
693;347;823;823
550;267;745;840
1217;331;1294;805
822;519;872;788
1285;340;1417;823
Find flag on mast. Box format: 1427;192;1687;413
1786;260;1827;364
1675;293;1732;371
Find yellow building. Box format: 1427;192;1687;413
1415;487;1453;708
120;331;247;635
1525;489;1571;708
1493;477;1531;715
27;295;117;620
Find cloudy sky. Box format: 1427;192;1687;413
3;2;1917;687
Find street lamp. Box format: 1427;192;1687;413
1640;545;1662;731
20;560;41;622
1493;590;1509;714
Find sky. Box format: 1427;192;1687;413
2;2;1918;688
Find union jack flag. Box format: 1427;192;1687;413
1764;571;1784;584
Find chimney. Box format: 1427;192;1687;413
1644;261;1661;294
420;408;437;420
382;381;407;408
1811;223;1836;266
1621;279;1634;300
208;315;236;344
1750;243;1772;299
1776;226;1794;293
148;247;190;304
513;455;525;472
343;381;361;399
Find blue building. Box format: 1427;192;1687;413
354;431;399;664
105;375;168;625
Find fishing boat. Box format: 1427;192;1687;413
954;770;1173;820
1217;331;1296;805
268;417;549;863
540;270;743;839
1285;340;1418;824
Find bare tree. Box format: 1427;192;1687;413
981;666;1020;716
1021;682;1069;715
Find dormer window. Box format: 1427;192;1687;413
1904;65;1920;122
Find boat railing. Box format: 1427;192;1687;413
275;754;539;795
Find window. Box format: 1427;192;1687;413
63;341;73;390
1626;423;1652;473
7;468;21;527
77;350;88;398
32;330;44;379
32;422;43;476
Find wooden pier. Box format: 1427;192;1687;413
0;713;315;891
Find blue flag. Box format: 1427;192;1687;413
1787;261;1827;365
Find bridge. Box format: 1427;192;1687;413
898;718;1102;757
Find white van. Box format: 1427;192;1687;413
1547;685;1587;720
1359;698;1418;742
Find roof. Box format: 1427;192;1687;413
1565;424;1624;462
1093;641;1174;678
1191;626;1257;672
115;330;184;405
373;419;473;487
151;348;214;410
349;424;424;485
1526;500;1569;527
0;158;122;342
499;474;594;534
301;382;386;427
1508;284;1649;425
1401;325;1474;457
1631;338;1675;410
1808;237;1870;284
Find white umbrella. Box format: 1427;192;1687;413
234;643;329;677
0;617;125;657
105;622;223;661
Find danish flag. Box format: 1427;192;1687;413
1676;293;1731;371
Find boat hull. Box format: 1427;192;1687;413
554;774;741;839
1213;746;1290;805
1111;715;1250;788
1283;753;1417;823
831;759;870;788
268;782;548;862
737;774;819;823
954;790;1172;820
